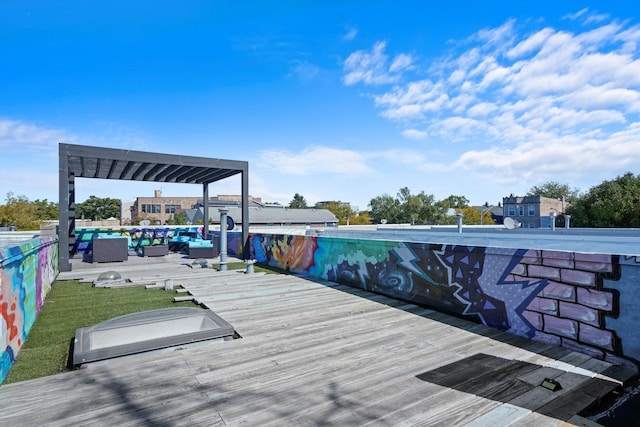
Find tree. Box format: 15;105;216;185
433;195;471;224
349;211;371;225
397;187;424;224
567;172;640;227
411;191;440;224
369;188;440;225
0;193;58;230
526;181;581;205
288;193;308;209
369;194;401;224
436;195;469;209
76;195;121;220
462;206;496;225
32;199;59;220
166;211;187;225
317;201;355;225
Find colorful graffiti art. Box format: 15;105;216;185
0;237;58;383
250;233;638;372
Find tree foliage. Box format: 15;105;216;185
165;211;188;225
369;187;441;225
369;193;401;224
567;172;640;227
462;206;496;225
526;181;581;205
314;201;369;225
0;193;59;230
435;194;469;209
76;195;120;220
288;193;308;209
349;211;371;225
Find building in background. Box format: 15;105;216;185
120;200;135;225
502;194;567;228
185;204;338;228
130;191;336;227
131;190;262;225
131;190;200;225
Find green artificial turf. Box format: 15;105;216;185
3;281;200;384
4;263;280;384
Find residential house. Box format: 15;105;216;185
502;194;567;228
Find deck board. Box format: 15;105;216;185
0;255;626;425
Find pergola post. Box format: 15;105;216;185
203;183;209;239
58;148;72;272
241;167;249;259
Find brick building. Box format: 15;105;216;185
131;190;262;225
502;194;567;228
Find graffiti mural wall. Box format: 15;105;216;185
0;237;58;384
250;233;639;372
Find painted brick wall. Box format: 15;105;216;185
517;250;625;366
0;237;58;384
249;233;640;373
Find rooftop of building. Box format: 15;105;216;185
0;252;629;425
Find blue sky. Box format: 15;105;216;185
2;1;640;211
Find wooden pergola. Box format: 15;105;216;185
58;143;249;271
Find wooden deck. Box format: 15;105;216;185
0;253;630;426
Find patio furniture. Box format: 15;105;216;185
92;237;128;263
168;231;199;252
142;245;169;257
188;241;218;259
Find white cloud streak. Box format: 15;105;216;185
0;118;76;154
343;14;640;187
343;28;358;41
258;146;373;176
343;41;413;86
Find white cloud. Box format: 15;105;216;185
375;80;449;120
507;28;555;59
389;53;413;73
0;118;75;154
563;8;608;25
344;15;640;188
289;61;320;81
615;24;640;53
342;41;413;86
561;84;640;112
563;8;589;21
343;28;358;41
473;19;516;49
467;102;497;117
584;12;610;25
258;146;373;176
402;129;428;140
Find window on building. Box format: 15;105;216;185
141;204;161;214
165;204;181;214
528;205;536;216
507;206;516;216
518;205;525;216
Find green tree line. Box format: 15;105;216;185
2;172;640;230
288;172;640;228
0;193;121;231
